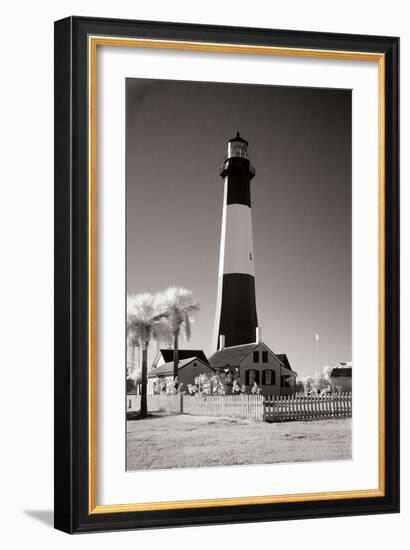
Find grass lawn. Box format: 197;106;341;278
126;414;351;470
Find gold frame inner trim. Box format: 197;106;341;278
88;35;386;514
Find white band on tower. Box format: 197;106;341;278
219;199;255;277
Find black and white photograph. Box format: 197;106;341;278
0;0;403;542
125;78;353;471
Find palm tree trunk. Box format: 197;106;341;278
130;344;136;385
173;331;179;381
136;343;140;373
141;344;148;417
135;344;141;393
130;343;136;363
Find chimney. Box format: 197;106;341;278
256;326;262;343
219;334;226;350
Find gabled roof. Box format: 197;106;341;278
208;343;257;370
330;367;352;378
148;357;211;378
208;342;296;375
157;349;209;365
276;354;292;371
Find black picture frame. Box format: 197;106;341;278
54;16;399;534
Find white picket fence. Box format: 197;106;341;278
264;393;352;422
127;394;182;414
183;394;264;421
127;394;263;421
127;392;352;423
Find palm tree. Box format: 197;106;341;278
160;287;200;381
127;292;169;417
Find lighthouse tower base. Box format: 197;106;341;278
216;273;258;349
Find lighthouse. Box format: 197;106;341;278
213;132;258;350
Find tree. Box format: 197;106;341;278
295;379;304;394
315;366;333;391
322;365;333;379
127;292;169;417
160;287;200;381
302;376;315;394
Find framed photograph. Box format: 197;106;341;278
54;16;399;533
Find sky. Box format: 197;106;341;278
126;78;352;377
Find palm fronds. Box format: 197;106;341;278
126;287;200;391
159;286;200;341
127;292;170;348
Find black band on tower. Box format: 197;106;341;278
220;157;255;208
218;273;258;348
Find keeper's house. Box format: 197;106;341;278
209;341;297;396
329;362;352;393
147;349;214;395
